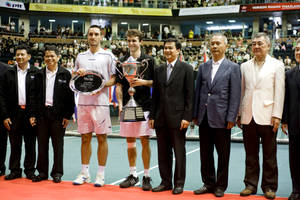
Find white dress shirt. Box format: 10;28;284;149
17;64;30;106
211;57;225;83
45;67;58;106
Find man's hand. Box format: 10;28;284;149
236;117;242;129
148;119;154;129
3;118;12;131
130;78;146;87
180;119;190;130
29;117;37;127
271;117;281;133
227;121;235;129
281;123;288;135
62;118;69;129
76;68;86;76
192;118;198;126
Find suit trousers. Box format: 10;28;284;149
36;108;65;178
242;119;278;192
289;134;300;194
0;124;8;171
155;126;186;187
198;114;231;191
8;109;36;176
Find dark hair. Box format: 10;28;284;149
164;38;181;50
15;44;31;55
88;25;102;34
44;45;59;56
126;29;143;41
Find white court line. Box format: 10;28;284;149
109;147;200;185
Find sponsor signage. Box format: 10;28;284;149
240;3;300;12
29;3;172;16
0;0;25;10
179;5;240;16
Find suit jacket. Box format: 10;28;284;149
0;62;9;77
282;66;300;135
150;59;194;129
239;54;285;125
0;62;8;120
193;58;241;128
0;65;38;119
33;66;74;120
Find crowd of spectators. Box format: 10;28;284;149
1;33;298;73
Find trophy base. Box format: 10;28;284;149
120;106;146;122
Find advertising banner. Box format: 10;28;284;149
240;3;300;12
29;3;172;16
179;5;240;16
0;1;25;10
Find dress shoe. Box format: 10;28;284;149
26;174;36;180
214;188;224;197
172;186;183;195
53;176;61;183
289;193;300;200
4;173;22;180
240;187;256;196
194;186;211;195
264;189;276;199
32;175;48;182
152;184;172;192
0;170;5;176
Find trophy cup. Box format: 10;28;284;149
69;70;106;95
117;59;149;122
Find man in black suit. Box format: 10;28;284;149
0;45;38;180
149;38;194;195
31;45;74;183
193;33;241;197
282;38;300;200
0;61;9;176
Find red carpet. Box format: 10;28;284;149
0;177;287;200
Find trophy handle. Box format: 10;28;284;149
115;60;125;79
137;59;149;79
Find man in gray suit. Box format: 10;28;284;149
193;33;241;197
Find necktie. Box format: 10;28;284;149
167;64;173;81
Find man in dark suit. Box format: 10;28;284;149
0;45;38;180
193;33;241;197
149;38;194;195
282;38;300;200
0;61;9;176
31;45;74;183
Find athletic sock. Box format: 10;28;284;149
130;166;137;177
144;169;150;177
97;165;105;175
81;164;89;176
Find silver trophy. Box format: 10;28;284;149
69;70;106;95
117;59;149;122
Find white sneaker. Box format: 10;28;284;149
94;173;105;187
73;173;91;185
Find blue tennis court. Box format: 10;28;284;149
3;117;291;198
